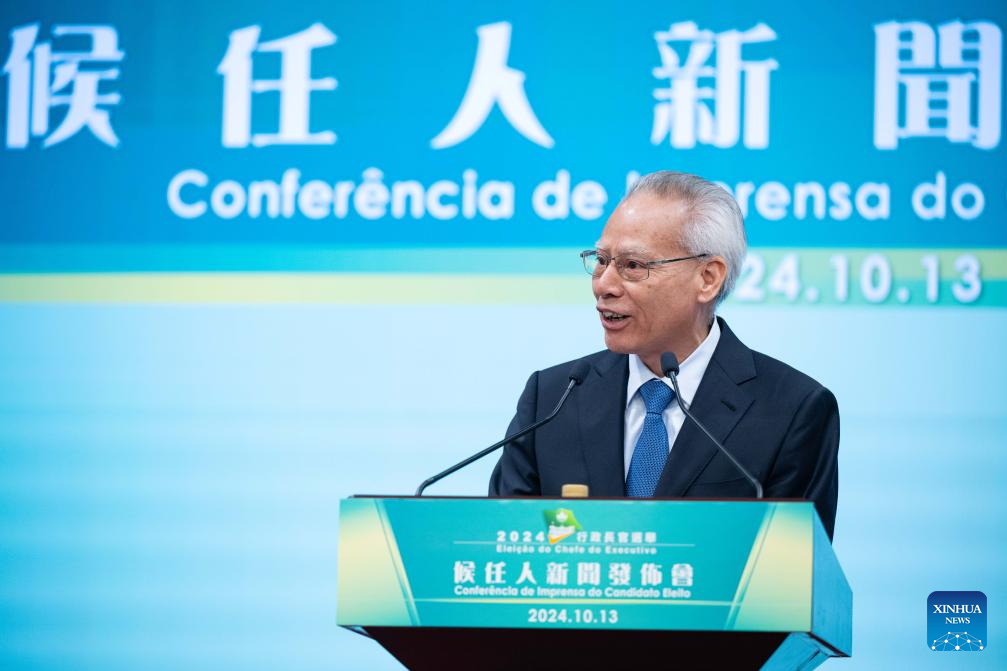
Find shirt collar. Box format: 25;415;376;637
625;319;722;408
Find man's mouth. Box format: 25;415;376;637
599;310;629;322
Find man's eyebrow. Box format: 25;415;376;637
596;245;650;256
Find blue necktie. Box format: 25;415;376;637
626;379;675;497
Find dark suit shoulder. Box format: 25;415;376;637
535;350;617;385
748;349;834;401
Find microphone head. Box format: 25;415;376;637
660;352;680;377
568;361;591;385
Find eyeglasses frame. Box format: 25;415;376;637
579;249;711;281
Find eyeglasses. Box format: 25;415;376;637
580;249;710;281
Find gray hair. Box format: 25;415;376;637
625;171;746;304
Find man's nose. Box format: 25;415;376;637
593;262;624;298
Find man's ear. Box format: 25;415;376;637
697;256;727;305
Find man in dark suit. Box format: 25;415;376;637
489;171;840;540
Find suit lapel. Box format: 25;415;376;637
653;318;756;497
577;350;628;497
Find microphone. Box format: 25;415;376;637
660;352;764;499
415;361;591;496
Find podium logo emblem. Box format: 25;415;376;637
542;508;583;544
928;591;986;651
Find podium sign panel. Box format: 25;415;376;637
338;497;850;660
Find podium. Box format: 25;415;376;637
337;497;851;670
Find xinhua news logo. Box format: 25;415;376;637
928;591;986;651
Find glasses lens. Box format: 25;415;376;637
619;258;649;281
582;251;601;276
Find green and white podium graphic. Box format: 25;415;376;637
338;498;850;653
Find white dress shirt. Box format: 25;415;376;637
623;320;722;478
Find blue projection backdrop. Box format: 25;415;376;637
0;1;1005;669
